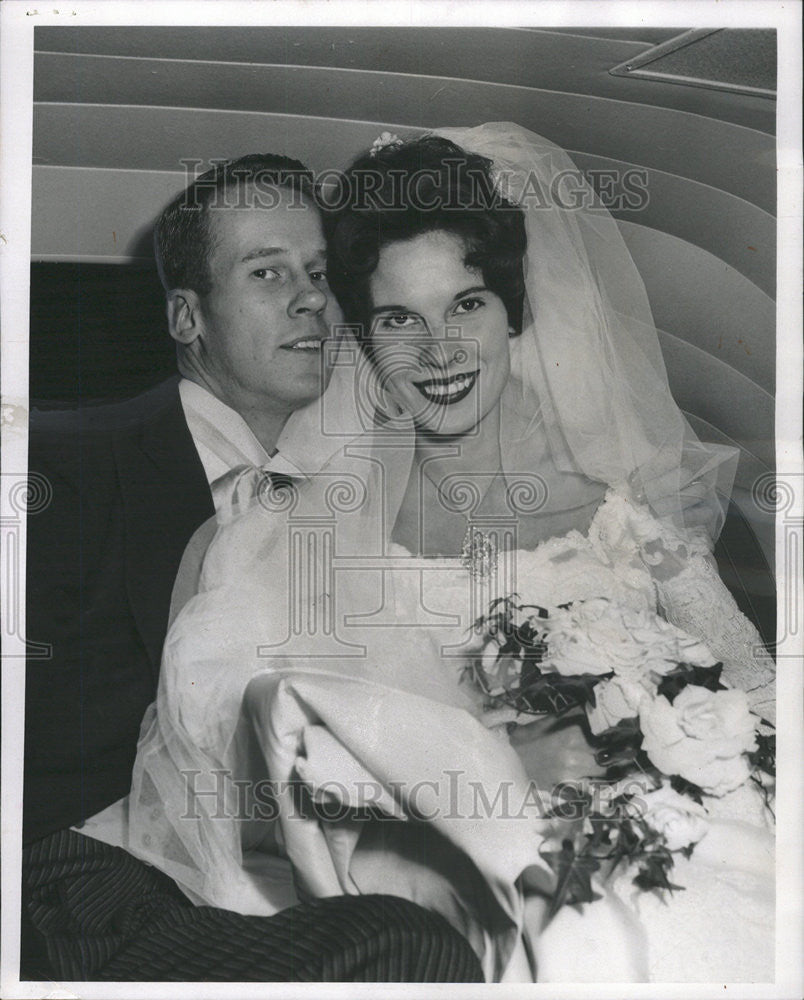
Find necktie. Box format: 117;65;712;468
211;464;298;521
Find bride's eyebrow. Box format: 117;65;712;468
452;285;488;301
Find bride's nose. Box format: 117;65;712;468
417;337;464;370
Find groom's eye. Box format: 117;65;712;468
252;267;281;281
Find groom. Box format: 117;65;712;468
22;154;483;982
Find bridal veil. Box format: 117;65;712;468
124;123;745;970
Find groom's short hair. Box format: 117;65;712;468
155;153;317;296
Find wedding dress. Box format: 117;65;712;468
126;483;774;982
122;124;774;982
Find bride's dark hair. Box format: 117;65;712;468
325;135;527;345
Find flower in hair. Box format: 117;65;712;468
369;132;404;157
490;166;519;205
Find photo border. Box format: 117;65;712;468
2;3;801;997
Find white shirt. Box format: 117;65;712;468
178;378;307;504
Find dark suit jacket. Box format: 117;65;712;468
23;378;214;845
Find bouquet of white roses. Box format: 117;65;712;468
469;595;774;911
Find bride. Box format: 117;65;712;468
126;123;775;982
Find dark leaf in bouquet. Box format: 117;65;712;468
542;839;602;916
618;816;644;852
669;774;705;805
602;760;643;781
489;612;511;636
585;813;615;851
515;601;549;620
556;674;604;708
520;654;548;686
525;638;547;658
490;595;516;613
519;656;543;687
747;732;776;777
498;635;521;658
589;716;641;744
638;822;669;852
473;600;516;636
513;613;548;654
656;662;726;704
522;683;574;716
606;818;644;872
632;853;684;894
518;674;602;716
633;751;664;786
471;609;493;634
516;602;550;619
680;842;696;860
590;717;642;768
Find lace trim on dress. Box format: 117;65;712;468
656;555;776;725
590;490;776;725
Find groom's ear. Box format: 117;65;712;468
167;289;203;346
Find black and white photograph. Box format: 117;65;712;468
1;2;801;995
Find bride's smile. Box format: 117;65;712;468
367;231;512;436
411;367;480;405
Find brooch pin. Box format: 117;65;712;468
460;523;499;579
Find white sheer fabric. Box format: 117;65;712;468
434;123;738;542
123;123;773;981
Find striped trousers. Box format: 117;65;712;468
21;829;484;982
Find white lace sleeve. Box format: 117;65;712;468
654;552;776;725
593;490;776;726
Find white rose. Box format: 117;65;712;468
640;686;757;796
631;782;710;852
586;675;648;735
544;599;634;677
544;596;719;689
673;632;719;668
611;613;716;684
545;599;712;681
